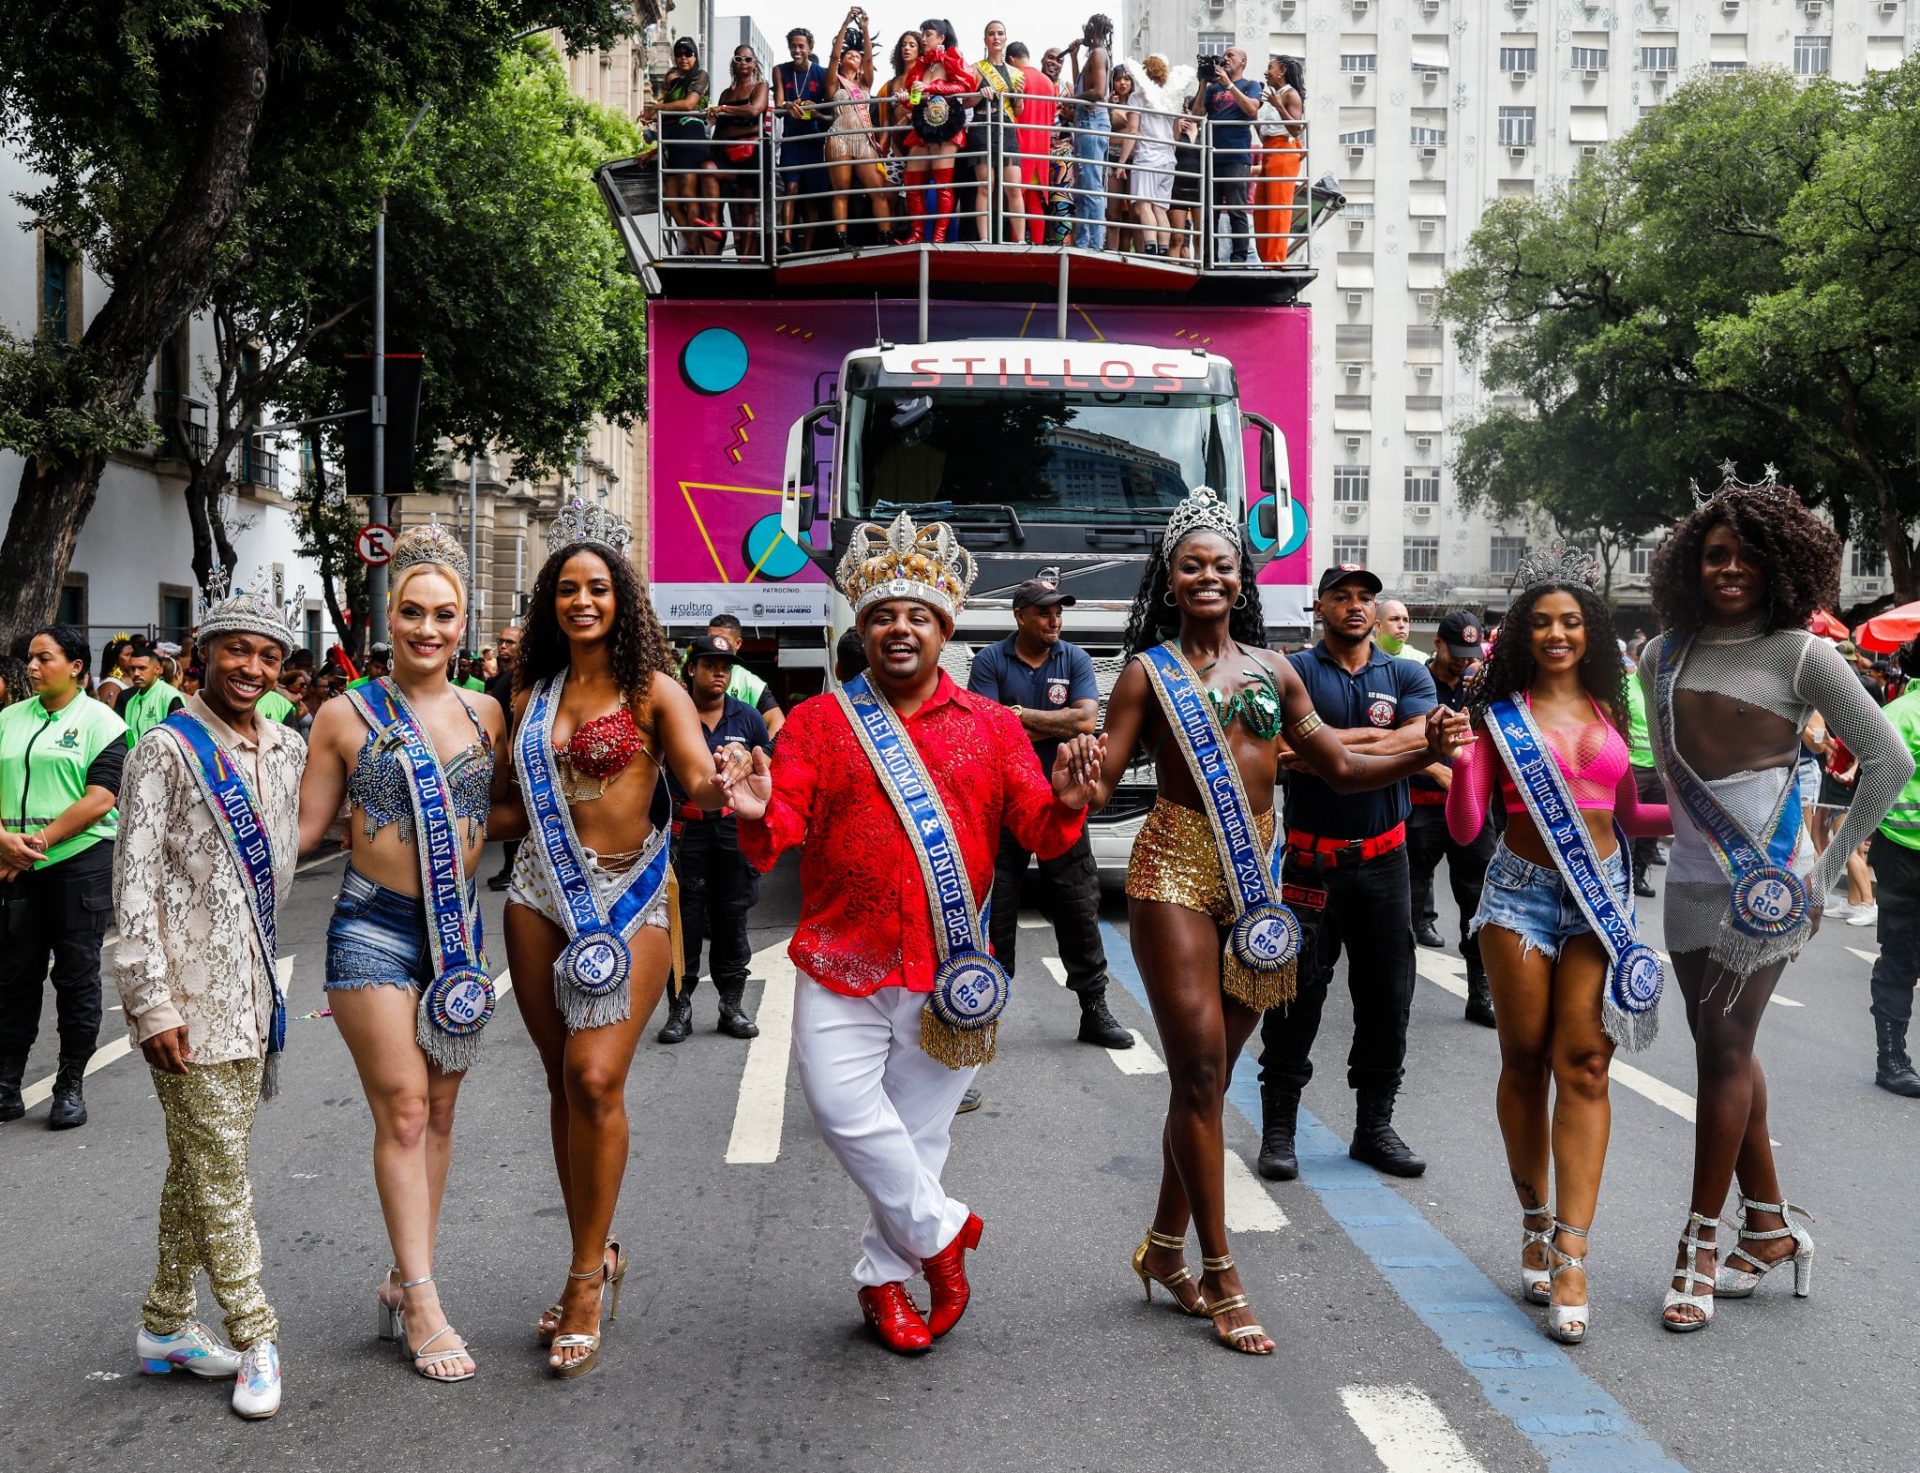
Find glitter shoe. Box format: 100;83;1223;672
232;1341;281;1420
138;1320;244;1378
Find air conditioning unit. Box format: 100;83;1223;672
1858;576;1890;594
1421;71;1441;86
1345;436;1363;452
1339;504;1364;523
1509;145;1528;159
1410;504;1434;520
1346;291;1365;306
1414;365;1435;379
1510;70;1530;82
1280;0;1297;9
1418;218;1437;233
1416;292;1436;308
1722;0;1739;12
1349;145;1368;161
1422;0;1440;13
1352;0;1370;11
1583;68;1601;81
1881;0;1899;12
1348;216;1366;233
1415;435;1435;450
1351;71;1368;88
1652;69;1670;82
1344;364;1365;379
1419;146;1439;161
1582;144;1601;158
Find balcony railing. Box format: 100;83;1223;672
154;390;210;461
627;91;1335;276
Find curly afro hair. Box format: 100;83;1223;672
1648;486;1839;639
1465;580;1627;735
1122;527;1267;661
516;543;676;726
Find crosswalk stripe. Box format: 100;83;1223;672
1109;1029;1166;1075
1222;1147;1288;1232
725;944;798;1165
1338;1385;1489;1473
1042;958;1068;987
1847;946;1879;964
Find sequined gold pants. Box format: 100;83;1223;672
143;1060;277;1348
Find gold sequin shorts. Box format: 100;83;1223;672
1126;798;1295;1011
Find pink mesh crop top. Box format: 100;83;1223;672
1446;697;1670;845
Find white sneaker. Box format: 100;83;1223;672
137;1320;243;1378
232;1340;281;1420
1847;904;1879;928
1825;901;1854;920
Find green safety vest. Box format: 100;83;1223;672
1877;689;1920;852
0;691;125;867
122;679;184;748
727;663;768;708
1625;671;1654;770
257;689;297;725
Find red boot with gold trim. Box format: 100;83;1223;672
922;1212;983;1337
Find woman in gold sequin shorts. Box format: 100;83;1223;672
1084;488;1465;1357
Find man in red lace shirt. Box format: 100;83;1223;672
731;512;1103;1354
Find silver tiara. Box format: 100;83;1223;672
546;496;634;560
194;566;302;653
1510;545;1600;593
390;519;470;585
1161;486;1238;553
1689;459;1795;512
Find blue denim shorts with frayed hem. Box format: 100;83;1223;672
324;864;483;991
1468;841;1633;961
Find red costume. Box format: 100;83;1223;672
897;45;973;242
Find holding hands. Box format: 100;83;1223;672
1427;706;1474;763
727;746;775;821
1050;732;1107;811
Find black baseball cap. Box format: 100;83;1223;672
1012;570;1076;611
1315;563;1383;597
685;634;740;664
1436;609;1485;660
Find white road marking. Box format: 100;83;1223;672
1017;911;1049;930
725;946;797;1165
1338;1385;1489;1473
1109;1030;1166;1075
1042;957;1068;987
1223;1147;1288;1232
1848;946;1880;964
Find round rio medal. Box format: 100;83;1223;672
1609;941;1665;1017
425;967;496;1036
929;952;1010;1032
1730;865;1808;938
557;931;630;998
1230;901;1302;973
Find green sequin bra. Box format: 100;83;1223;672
1196;647;1284;740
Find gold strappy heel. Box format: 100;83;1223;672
1131;1229;1206;1316
1201;1255;1272;1354
549;1249;624;1379
539;1239;625;1347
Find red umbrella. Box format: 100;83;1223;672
1855;602;1920;654
1808;609;1849;640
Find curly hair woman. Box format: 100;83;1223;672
1089;491;1467;1355
1448;559;1669;1345
491;524;746;1376
1641;481;1910;1333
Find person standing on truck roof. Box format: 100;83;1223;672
967;570;1132;1050
774;28;832;254
1190;47;1262;267
1063;13;1112;250
706;615;785;737
1255;564;1442;1186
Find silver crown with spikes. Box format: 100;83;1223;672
1510;544;1601;593
194;566;302;654
390;519;470;585
1160;486;1239;553
1689;459;1795;512
546;495;634;561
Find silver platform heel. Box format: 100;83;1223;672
1716;1198;1815;1300
1661;1212;1718;1332
1520;1205;1554;1306
375;1266;402;1341
1544;1221;1591;1344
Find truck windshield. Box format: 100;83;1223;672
842;388;1240;525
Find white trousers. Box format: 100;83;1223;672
793;977;977;1287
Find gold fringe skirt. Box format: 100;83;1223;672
1125;798;1297;1012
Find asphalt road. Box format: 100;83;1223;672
3;844;1916;1472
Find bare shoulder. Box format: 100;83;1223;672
1244;645;1296;683
465;689;505;738
310;693;361;750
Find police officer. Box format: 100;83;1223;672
661;634;772;1043
967;570;1131;1049
0;627;127;1129
1257;565;1436;1180
1409;610;1495;1027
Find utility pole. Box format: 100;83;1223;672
368;201;391;644
467;450;480;650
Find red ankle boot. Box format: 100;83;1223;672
857;1282;932;1354
930;188;956;244
922;1212;983;1337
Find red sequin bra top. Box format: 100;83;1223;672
556;706;649;802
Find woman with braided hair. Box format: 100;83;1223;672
1642;475;1910;1332
1087;489;1468;1356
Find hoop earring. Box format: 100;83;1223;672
1233;592;1249;609
1163;590;1178;607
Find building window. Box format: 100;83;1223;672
1344;201;1376;219
1794;36;1831;78
1852;543;1888;579
1710;59;1746;74
1410;126;1448;147
306;607;324;656
1332;536;1369;567
1498;46;1537;73
1340;53;1377;72
1333;466;1371;503
1339;128;1377;147
159;586;193;649
1570;46;1609;71
1497;107;1536;147
1629;542;1655;577
57;578;87;628
41;238;73;343
1404;537;1439;574
1641;44;1678;71
1491;536;1528;576
1404;469;1440;504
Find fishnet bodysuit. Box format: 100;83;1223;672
1639;622;1913;961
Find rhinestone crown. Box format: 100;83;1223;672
836;510;978;624
390;520;470;586
194;566;303;653
546;495;634;560
1160;486;1239;554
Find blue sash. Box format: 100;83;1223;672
1652;638;1809;973
160;711;288;1092
836;673;1006;1068
347;679;494;1072
516;672;672;1031
1137;644;1300;995
1485;698;1663;1050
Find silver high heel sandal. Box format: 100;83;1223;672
1716;1199;1815;1300
1544;1221;1591;1345
375;1267;402;1341
1661;1212;1718;1333
1520;1206;1553;1306
394;1275;476;1382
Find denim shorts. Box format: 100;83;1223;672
1468;842;1633;960
325;865;484;991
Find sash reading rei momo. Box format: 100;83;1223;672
1652;637;1810;978
159;711;289;1097
836;673;1007;1070
346;679;495;1073
1137;643;1300;1012
516;671;672;1033
1485;698;1663;1051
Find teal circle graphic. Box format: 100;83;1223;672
681;328;749;396
1246;496;1309;559
744;513;810;581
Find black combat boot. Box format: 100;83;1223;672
0;1054;25;1123
656;992;694;1045
1875;1017;1920;1097
1349;1090;1425;1178
1464;971;1497;1029
1076;992;1133;1049
1256;1092;1300;1181
47;1061;88;1130
715;979;760;1040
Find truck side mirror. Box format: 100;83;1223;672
1255;497;1278;542
782;404;832;549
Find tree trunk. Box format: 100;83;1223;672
0;10;269;652
184;456;241;596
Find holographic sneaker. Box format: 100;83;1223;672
136;1320;243;1378
231;1340;281;1420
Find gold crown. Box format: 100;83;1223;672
836;511;978;625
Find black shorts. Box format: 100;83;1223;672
662;136;711;174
